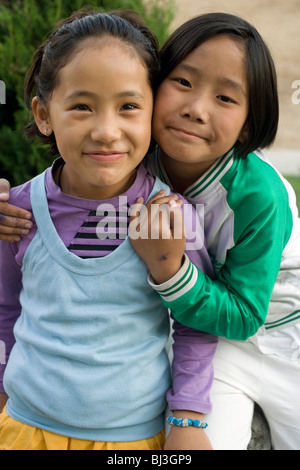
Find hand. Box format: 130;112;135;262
0;179;32;242
129;190;186;284
0;179;10;201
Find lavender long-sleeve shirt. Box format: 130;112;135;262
0;159;217;413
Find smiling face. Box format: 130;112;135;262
33;37;153;200
152;35;249;186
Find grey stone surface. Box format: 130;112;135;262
248;405;272;450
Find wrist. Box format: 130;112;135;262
148;257;184;285
168;410;207;430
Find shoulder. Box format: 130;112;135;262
220;150;293;244
9;167;54;212
222;150;290;210
10;179;33;211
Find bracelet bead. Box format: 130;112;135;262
167;416;208;429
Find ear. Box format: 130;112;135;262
31;96;52;136
237;122;248;144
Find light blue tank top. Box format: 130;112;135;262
4;171;171;441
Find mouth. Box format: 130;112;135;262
83;151;127;162
169;127;208;142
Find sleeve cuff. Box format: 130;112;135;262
148;254;198;302
167;398;212;415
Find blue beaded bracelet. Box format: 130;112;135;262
167;416;208;429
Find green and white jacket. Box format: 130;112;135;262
145;147;300;340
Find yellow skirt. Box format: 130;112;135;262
0;409;165;450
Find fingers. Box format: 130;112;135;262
0;215;32;231
129;192;184;241
169;200;186;240
0;179;10;201
144;190;181;208
0;202;33;242
0;232;22;242
0;201;32;221
0;182;33;241
0;218;32;242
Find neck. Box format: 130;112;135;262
160;151;213;193
54;163;137;200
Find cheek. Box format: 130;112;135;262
151;117;161;143
153;84;170;117
152;100;167;141
218;112;245;136
131;121;152;153
52;127;79;158
153;89;180;132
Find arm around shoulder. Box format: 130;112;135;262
0;180;33;241
149;186;291;340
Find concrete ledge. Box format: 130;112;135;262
248;404;272;450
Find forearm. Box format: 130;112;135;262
167;319;217;413
149;255;268;340
164;314;216;451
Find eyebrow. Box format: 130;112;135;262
66;91;97;101
117;91;144;99
176;63;247;96
219;77;247;97
66;90;144;101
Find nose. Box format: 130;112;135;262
90;114;122;144
181;97;209;123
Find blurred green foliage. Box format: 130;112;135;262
0;0;175;185
285;175;300;209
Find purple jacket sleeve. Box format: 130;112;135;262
0;241;23;393
0;182;32;393
166;320;218;413
163;199;218;413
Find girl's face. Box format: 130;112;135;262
152;35;248;179
33;38;153;200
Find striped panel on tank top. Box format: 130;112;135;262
68;205;130;258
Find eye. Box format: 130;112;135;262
175;78;192;88
217;95;236;104
120;103;139;111
73;104;91;111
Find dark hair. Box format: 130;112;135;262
24;8;159;156
158;12;279;158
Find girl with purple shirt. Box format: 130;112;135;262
0;9;216;450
